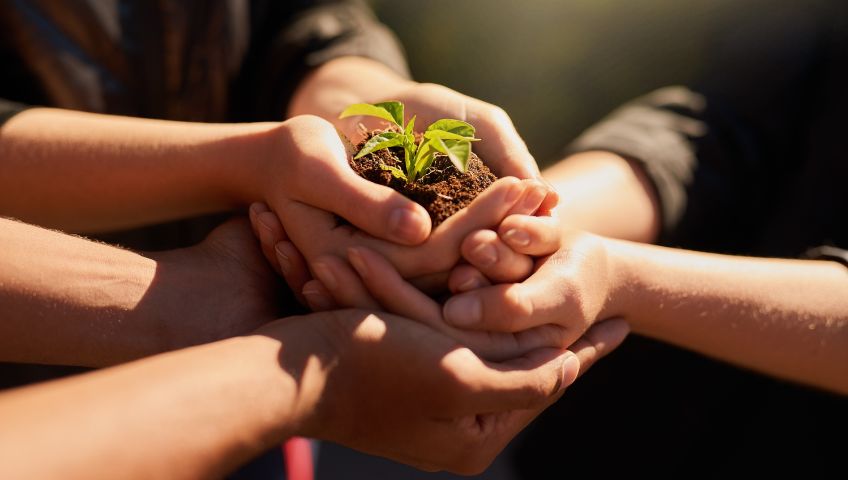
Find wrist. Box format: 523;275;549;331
597;236;641;324
205;121;285;210
252;313;345;437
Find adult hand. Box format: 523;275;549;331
146;217;291;350
291;57;551;187
250;115;434;247
263;309;628;474
249;177;553;300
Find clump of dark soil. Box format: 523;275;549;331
349;129;498;227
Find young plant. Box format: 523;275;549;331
339;101;479;183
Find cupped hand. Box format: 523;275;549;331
337;82;546;185
260;308;628;474
255;114;433;247
249;177;553;299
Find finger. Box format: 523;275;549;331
536;182;560;216
460;229;533;283
301;279;338;312
506;180;549;216
275;240;311;307
456;348;579;412
346;247;443;326
283;176;530;279
249;204;284;275
281;115;432;246
311;255;381;310
347;247;560;362
409;177;526;274
447;264;492;293
498;215;563;256
567;318;630;377
443;278;582;337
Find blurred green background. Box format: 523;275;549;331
368;0;767;169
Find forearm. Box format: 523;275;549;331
0;334;300;479
543;151;661;243
607;239;848;394
0;218;213;366
0;108;277;232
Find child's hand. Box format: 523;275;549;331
445;217;619;351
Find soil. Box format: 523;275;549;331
348;129;498;227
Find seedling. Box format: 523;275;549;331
339;101;479;183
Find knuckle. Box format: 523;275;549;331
504;286;534;326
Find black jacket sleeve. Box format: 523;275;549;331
235;0;410;120
565;4;837;251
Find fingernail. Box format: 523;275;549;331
302;288;334;311
502;228;530;247
275;243;292;277
256;220;273;245
504;179;524;203
444;295;482;327
560;354;581;391
456;276;482;292
311;261;337;291
520;185;547;212
347;248;369;278
389;207;429;243
470;243;497;267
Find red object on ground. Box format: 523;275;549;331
283;437;314;480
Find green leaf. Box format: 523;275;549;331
410;140;436;182
423;129;479;142
405;115;416;136
426;119;475;138
431;137;471;173
375;101;405;127
339;103;400;127
379;163;408;182
354;132;404;159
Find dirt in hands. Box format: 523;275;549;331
348;129;498;227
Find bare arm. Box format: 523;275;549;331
607;240;848;394
0;307;622;478
0;217;279;367
0;334;300;480
542;150;661;243
0;108;276;232
447;223;848;395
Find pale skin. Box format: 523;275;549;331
0;219;629;479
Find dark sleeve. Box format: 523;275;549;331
564;5;831;249
235;0;410;120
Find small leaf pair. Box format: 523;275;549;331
339;101;479;183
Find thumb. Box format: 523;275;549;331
316;168;432;245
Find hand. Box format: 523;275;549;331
291;57;552;189
251;115;434;247
444;216;618;350
302;245;572;361
250;177;554;299
146;217;290;350
262;309;628;474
